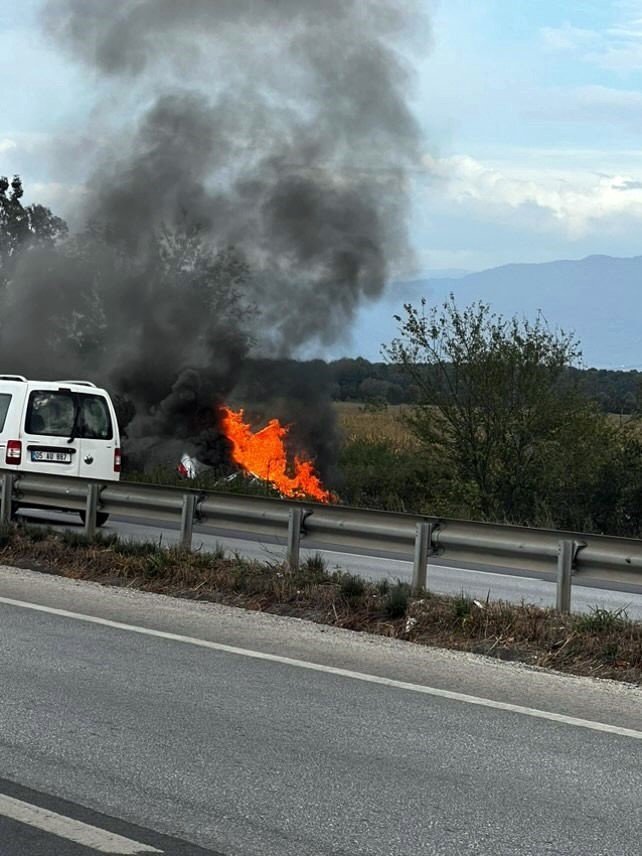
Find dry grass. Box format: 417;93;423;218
2;523;640;685
336;405;642;448
334;402;418;449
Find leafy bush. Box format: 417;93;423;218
452;593;473;621
383;582;411;618
338;438;433;512
339;573;366;602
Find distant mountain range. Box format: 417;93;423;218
341;254;642;369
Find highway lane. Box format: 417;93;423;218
0;778;213;855
0;569;641;855
18;508;642;618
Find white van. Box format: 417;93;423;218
0;376;121;523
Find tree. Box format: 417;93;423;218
385;295;614;525
0;175;68;287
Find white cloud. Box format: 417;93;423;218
422;152;642;239
0;138;17;154
541;5;642;71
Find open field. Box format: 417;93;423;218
335;402;642;447
334;402;418;449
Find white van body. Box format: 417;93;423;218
0;376;121;481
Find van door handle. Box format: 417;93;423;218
84;455;94;465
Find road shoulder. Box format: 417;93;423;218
1;564;640;734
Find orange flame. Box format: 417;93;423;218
220;406;332;502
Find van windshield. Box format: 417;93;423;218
0;394;11;432
26;391;113;440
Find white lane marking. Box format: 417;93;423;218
0;793;162;853
1;595;641;741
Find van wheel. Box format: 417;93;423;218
79;511;110;527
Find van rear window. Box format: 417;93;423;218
26;391;113;440
0;393;11;432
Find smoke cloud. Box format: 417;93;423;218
1;0;426;479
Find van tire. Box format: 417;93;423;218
79;511;110;528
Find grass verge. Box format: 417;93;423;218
1;522;641;685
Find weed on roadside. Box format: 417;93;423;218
339;573;367;603
303;553;327;577
383;582;411;618
575;606;631;634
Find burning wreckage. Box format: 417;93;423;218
177;407;332;503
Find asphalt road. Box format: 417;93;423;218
18;508;642;619
0;567;641;855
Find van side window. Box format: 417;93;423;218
78;395;112;440
0;393;11;432
26;392;113;440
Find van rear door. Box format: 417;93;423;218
75;393;118;480
22;389;81;476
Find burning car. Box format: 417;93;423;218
177;406;332;502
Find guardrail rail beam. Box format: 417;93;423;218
1;468;641;600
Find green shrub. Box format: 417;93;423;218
377;578;390;596
303;553;327;576
17;523;49;543
61;530;92;549
339;573;366;602
575;606;630;634
114;539;161;558
383;582;411;618
338;437;434;512
452;593;473;621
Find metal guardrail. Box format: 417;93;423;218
2;469;642;614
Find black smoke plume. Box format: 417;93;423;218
1;0;426;480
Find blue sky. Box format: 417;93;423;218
410;0;642;270
2;1;642;273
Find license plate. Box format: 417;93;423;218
31;449;72;464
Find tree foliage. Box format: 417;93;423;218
0;175;68;287
328;358;642;415
385;295;642;530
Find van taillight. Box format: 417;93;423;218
6;440;21;465
114;447;121;473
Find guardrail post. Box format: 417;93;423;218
556;539;574;614
287;507;303;573
84;483;99;539
180;493;197;550
0;472;15;525
412;522;433;594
